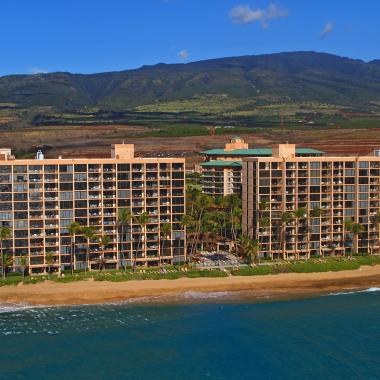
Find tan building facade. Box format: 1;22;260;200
0;144;186;273
242;144;380;258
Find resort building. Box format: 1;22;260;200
0;144;186;274
201;137;323;196
242;143;380;258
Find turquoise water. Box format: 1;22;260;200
0;290;380;380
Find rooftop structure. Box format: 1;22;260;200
201;138;324;197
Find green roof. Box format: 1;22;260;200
201;160;242;167
201;148;324;156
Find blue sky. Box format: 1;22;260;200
1;0;379;76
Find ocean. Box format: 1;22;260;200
0;290;379;380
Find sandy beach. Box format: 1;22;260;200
0;265;379;306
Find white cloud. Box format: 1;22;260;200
320;22;334;39
177;50;189;61
229;3;288;28
28;67;48;75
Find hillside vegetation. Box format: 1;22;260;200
2;51;380;111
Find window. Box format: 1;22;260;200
345;169;355;177
74;173;87;181
60;183;73;191
0;184;12;192
0;212;12;220
0;175;11;183
118;190;130;198
60;164;73;173
118;181;130;189
310;178;320;185
75;182;87;190
117;164;130;172
60;174;73;182
75;191;87;200
0;203;12;211
60;192;73;201
359;161;369;168
15;220;28;228
60;210;73;218
74;164;87;172
13;165;27;173
60;201;73;209
118;172;129;180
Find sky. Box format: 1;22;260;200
1;0;379;76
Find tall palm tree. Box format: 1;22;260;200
309;206;322;257
45;251;54;278
97;235;111;272
160;223;172;269
117;208;133;270
280;211;292;260
344;218;354;256
19;255;28;280
180;214;194;263
133;212;150;272
245;237;259;266
0;226;11;279
3;254;12;278
294;207;307;260
371;212;380;255
68;221;81;275
191;194;213;257
226;194;242;245
258;216;270;260
186;187;201;217
82;226;96;272
351;222;364;256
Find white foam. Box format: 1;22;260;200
328;287;380;296
181;291;233;299
0;304;35;314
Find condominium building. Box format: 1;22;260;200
0;144;186;274
201;137;323;196
242;144;380;258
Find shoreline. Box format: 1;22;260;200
0;265;380;306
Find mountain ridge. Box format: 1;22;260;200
1;51;380;110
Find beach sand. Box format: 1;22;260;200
0;265;380;306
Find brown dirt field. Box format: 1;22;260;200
1;125;380;167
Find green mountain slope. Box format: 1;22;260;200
2;51;380;110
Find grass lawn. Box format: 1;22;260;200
0;256;379;286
